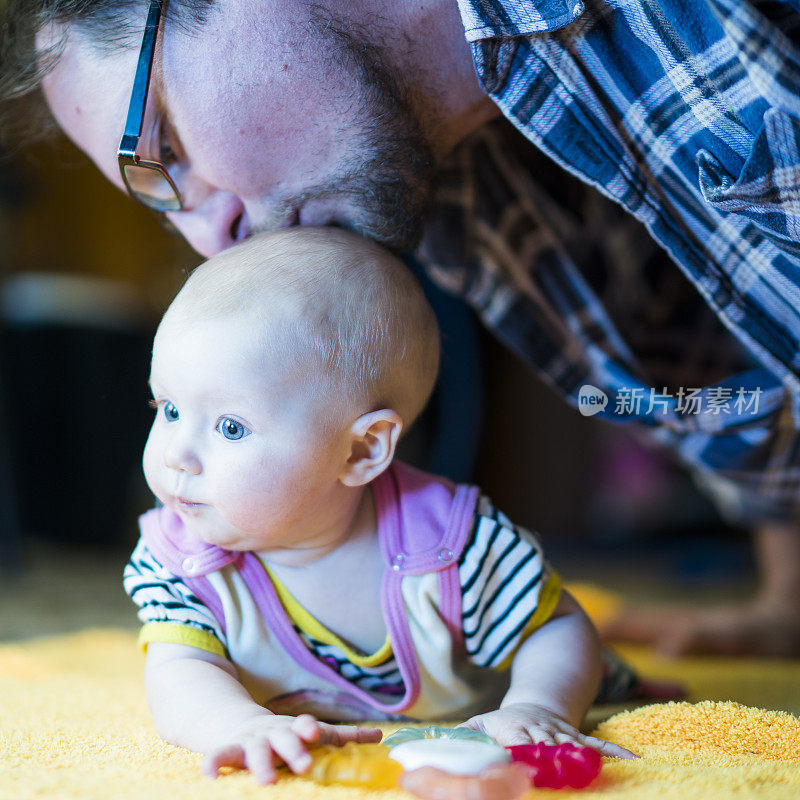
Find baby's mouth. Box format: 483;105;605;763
174;496;205;512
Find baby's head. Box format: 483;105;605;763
144;228;439;552
166;226;439;428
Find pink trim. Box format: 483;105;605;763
139;508;238;575
239;552;416;714
372;464;479;576
374;466;401;573
438;484;480;653
380;570;421;710
438;565;463;653
181;575;228;638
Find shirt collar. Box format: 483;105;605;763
456;0;584;42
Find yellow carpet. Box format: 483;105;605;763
1;629;799;799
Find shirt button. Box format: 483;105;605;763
438;548;453;563
182;557;196;574
391;553;406;571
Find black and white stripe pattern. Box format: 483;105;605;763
296;631;404;696
123;540;226;646
458;495;552;668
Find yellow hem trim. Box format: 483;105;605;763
260;562;392;667
494;571;563;672
138;621;226;658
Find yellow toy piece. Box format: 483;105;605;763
309;742;404;789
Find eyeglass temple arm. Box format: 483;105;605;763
120;0;162;155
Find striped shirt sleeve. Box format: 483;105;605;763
458;495;561;670
122;539;227;656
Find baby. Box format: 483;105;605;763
124;227;633;784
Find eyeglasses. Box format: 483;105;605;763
117;0;183;212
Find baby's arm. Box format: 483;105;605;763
145;642;382;783
461;591;634;758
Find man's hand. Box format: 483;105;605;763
459;702;636;759
202;713;382;784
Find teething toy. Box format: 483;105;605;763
389;738;509;775
309;742;402;789
507;742;602;788
382;725;495;746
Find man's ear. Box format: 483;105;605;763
340;409;403;487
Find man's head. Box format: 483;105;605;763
144;226;440;551
3;0;486;255
3;0;497;256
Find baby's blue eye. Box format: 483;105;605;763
163;402;179;422
217;417;250;441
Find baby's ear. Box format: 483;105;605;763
340;409;403;487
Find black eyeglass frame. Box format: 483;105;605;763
117;0;183;212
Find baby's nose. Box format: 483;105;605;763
164;437;201;474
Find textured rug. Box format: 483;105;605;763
1;629;799;799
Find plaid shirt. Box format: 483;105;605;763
414;0;800;525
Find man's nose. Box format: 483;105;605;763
165;189;248;257
164;431;202;475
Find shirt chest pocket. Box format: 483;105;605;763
696;108;800;247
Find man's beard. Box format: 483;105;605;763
286;9;438;252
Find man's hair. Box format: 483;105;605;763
166;227;441;430
0;0;213;146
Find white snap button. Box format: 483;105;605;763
182;557;196;573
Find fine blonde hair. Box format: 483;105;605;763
168;227;440;429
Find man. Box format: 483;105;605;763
2;0;800;655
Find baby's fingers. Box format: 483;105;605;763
498;726;557;747
571;732;638;760
243;738;278;784
291;714;322;743
202;743;248;779
267;728;313;775
317;722;383;746
202;740;279;784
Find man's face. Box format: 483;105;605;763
40;0;436;256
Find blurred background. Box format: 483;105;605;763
0;133;753;640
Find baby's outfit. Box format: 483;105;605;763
124;461;606;721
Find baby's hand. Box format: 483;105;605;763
202;712;382;784
459;702;636;759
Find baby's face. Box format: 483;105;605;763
143;312;351;552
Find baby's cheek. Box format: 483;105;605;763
141;429;161;496
217;491;275;532
210;470;274;528
142;430;155;492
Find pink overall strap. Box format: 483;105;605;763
138;507;239;637
437;484;479;654
238;552;417;715
375;462;479;655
